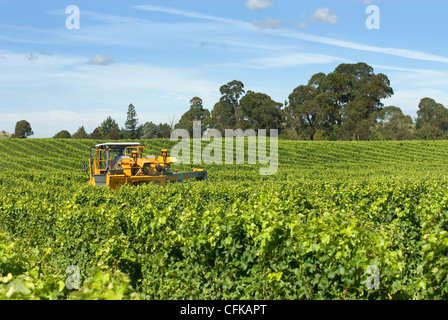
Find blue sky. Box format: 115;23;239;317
1;0;447;138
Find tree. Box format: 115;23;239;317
72;126;88;139
239;91;283;134
415;97;448;140
414;122;444;140
331;63;394;140
136;124;143;139
124;103;139;139
141;122;159;139
141;121;172;139
287;73;332;140
278;128;300;140
99;116;120;140
176;97;211;136
109;128;121;140
211;80;245;132
287;62;394;141
319;71;352;137
210;101;230;133
90;127;103;139
12;120;33;138
376;106;413;140
53;130;71;139
158;123;172;138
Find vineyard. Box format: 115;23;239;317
1;138;448;300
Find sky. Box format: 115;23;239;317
1;0;447;138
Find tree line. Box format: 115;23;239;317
172;62;448;141
8;62;448;141
52;103;173;140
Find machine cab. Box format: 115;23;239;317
88;142;142;185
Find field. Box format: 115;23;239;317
1;138;448;300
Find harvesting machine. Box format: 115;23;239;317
83;142;207;189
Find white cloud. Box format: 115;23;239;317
311;8;339;24
245;0;272;10
88;54;114;65
253;18;283;29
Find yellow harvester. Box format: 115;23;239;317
83;142;207;189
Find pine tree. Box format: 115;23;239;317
99;116;120;139
72;126;88;139
125;103;139;139
90;127;103;139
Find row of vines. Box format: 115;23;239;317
1;139;448;299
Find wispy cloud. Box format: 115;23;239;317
133;5;448;64
230;52;346;69
373;64;448;88
282;31;448;63
133;5;251;28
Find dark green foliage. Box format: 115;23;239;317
99;116;120;140
89;127;103;140
53;130;72;139
12;120;33;139
239;91;283;134
141;122;171;139
211;80;245;133
415;97;448;139
288;62;394;141
175;97;211;136
72;126;88;139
